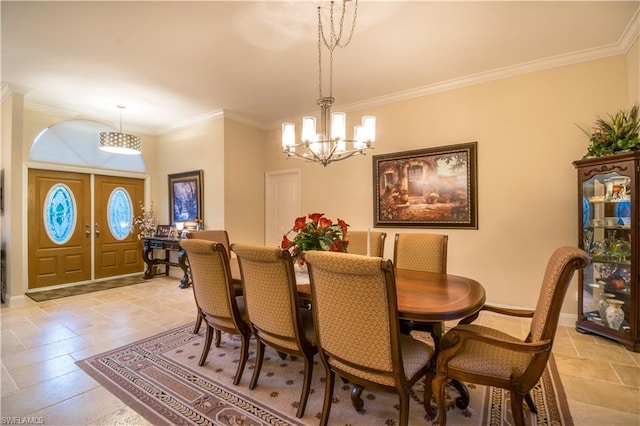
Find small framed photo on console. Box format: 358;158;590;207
155;225;171;238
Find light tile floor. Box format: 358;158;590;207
1;277;639;425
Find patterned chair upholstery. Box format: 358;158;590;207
186;230;239;333
346;230;387;257
393;232;448;273
304;251;435;426
393;232;448;339
230;243;317;418
425;246;589;426
179;239;252;386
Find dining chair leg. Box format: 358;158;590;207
398;392;410;426
249;341;265;390
198;324;214;366
193;309;203;334
320;368;335;426
232;333;250;386
432;374;448;426
510;391;526;426
295;353;314;418
525;392;537;414
424;370;436;419
350;384;365;412
214;329;221;347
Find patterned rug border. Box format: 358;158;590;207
25;276;147;302
76;323;573;426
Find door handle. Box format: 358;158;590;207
85;224;91;237
95;222;101;237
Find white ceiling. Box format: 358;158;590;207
2;1;639;135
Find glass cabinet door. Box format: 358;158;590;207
581;172;632;333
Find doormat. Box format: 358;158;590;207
77;323;573;426
26;276;146;302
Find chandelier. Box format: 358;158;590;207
282;0;375;167
99;105;142;155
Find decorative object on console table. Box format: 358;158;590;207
280;213;349;267
131;201;156;238
168;170;204;227
155;225;170;238
574;151;639;352
373;142;478;229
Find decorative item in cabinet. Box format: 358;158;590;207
574;151;639;352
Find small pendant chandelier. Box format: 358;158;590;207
282;0;375;167
99;105;142;155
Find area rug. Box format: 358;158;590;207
77;323;573;426
26;275;146;302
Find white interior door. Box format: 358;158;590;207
265;169;300;248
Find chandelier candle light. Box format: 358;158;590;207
282;0;375;167
99;105;142;155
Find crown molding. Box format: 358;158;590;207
270;12;640;129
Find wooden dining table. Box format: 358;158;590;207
296;267;486;327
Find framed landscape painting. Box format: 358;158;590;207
168;170;204;226
372;142;478;228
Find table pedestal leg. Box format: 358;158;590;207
142;244;155;279
178;249;190;288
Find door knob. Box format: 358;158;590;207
95;222;101;237
85;223;91;237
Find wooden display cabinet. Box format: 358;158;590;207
574;152;639;351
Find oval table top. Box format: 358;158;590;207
296;268;486;324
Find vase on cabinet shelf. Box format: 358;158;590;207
606;299;625;331
597;293;615;326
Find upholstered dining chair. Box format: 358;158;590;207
304;251;435;426
186;230;237;334
346;230;387;257
231;243;317;418
393;232;448;338
393;232;448;273
179;239;252;386
425;246;589;426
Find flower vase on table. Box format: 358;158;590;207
281;212;349;270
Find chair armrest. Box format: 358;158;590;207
440;327;551;360
482;304;535;318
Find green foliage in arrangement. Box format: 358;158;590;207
579;104;639;158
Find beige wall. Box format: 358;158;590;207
264;55;630;315
155;118;225;228
628;36;640;104
1;91;24;299
223;118;266;246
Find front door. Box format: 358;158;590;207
28;169;145;289
28;169;92;289
94;175;145;279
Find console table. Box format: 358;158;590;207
141;237;190;288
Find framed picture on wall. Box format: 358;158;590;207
168;170;204;226
372;142;478;229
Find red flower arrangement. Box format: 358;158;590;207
281;213;349;265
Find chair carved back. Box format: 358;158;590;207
529;246;590;343
305;251;403;386
231;244;309;351
187;230;231;256
346;230;387;257
393;233;448;273
179;239;243;332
